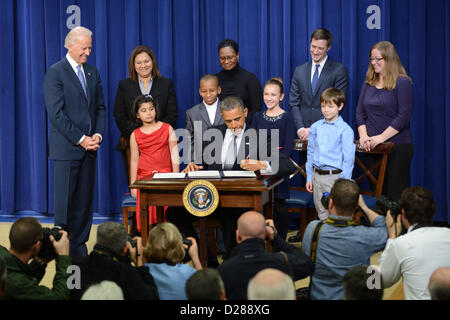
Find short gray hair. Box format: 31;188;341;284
81;280;124;300
96;222;128;255
220;96;245;113
247;268;296;300
64;26;92;49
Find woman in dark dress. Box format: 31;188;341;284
216;39;263;124
356;41;414;201
251;78;296;240
113;45;178;182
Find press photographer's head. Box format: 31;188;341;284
9;217;43;257
329;179;360;217
399;186;436;227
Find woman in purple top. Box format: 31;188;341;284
356;41;414;200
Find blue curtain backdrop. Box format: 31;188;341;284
0;0;449;222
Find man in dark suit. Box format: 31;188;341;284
289;28;349;140
288;28;349;242
44;26;106;256
177;96;295;258
185;74;224;164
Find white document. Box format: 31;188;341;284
152;172;186;179
187;170;221;179
222;170;256;178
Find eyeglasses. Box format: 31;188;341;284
370;57;384;62
219;55;237;62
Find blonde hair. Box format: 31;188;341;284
143;222;185;265
366;41;411;90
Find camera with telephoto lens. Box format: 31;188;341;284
181;233;192;263
37;226;63;261
376;195;401;221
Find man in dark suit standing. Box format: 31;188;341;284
289;28;349;141
44;26;106;256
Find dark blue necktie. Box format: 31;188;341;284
311;64;320;95
77;65;87;97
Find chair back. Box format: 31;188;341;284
353;140;394;198
289;139;308;180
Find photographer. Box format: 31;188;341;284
143;222;202;300
217;211;313;300
378;186;450;300
301;179;388;300
0;217;71;300
70;221;158;300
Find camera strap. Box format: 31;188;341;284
310;221;324;264
325;217;361;227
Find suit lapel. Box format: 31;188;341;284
213;100;223;126
198;103;212;126
304;61;313;99
63;58;88;102
313;58;333;98
149;78;161;98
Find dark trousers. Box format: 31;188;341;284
53;154;96;256
364;143;414;201
273;198;288;241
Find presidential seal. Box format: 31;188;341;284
183;180;219;217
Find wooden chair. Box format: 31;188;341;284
353;140;394;207
286;139;317;240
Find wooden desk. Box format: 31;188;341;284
130;175;283;267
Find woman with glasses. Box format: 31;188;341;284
216;39;263;124
356;41;414;201
113;45;178;183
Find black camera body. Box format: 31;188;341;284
181;233;192;263
37;226;62;261
376;195;401;220
321;192;331;209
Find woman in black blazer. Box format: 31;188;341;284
113;45;178;181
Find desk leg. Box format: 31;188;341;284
199;218;207;268
141;191;149;247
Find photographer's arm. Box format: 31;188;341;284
187;237;203;271
358;195;380;225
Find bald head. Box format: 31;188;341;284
248;268;296;300
237;211;266;241
429;267;450;300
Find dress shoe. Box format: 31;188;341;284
288;231;302;243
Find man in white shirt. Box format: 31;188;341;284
378;186;450;299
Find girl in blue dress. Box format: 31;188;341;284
251;78;296;240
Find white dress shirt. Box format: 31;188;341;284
378;226;450;300
203;98;219;125
310;55;328;82
221;124;272;173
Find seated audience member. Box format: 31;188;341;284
144;222;202;300
217;211;312;300
0;217;71;300
378;186;450;300
428;267;450;300
302;179;387;300
186;268;226;300
0;256;6;300
81;280;124;300
342;265;383;300
70;222;158;300
247;268;296;300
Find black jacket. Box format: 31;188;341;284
70;247;159;300
217;236;313;300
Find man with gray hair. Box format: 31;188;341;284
247;268;296;300
70;222;158;300
44;26;106;256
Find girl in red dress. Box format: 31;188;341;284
129;95;179;231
